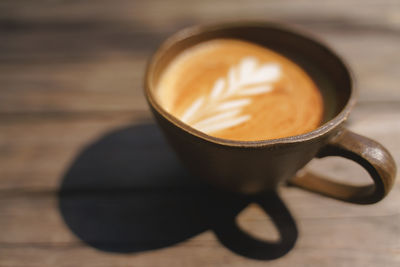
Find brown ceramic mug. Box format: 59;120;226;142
144;22;396;204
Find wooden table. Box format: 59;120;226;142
1;0;399;266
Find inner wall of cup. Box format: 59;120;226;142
149;24;352;124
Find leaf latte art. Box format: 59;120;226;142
156;39;324;141
180;57;281;134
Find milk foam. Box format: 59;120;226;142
180;57;281;134
156;39;323;141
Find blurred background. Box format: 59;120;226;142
0;0;399;266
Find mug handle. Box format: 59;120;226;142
289;129;397;204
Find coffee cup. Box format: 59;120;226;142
144;22;396;204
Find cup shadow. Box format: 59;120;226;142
58;122;298;260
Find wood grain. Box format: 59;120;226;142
0;1;399;114
0;190;398;267
0;0;399;266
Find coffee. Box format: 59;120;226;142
156;39;323;141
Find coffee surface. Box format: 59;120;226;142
156;39;323;141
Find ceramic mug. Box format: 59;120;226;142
144;22;396;204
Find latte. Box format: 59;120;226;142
155;39;323;141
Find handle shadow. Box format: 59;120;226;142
212;191;298;260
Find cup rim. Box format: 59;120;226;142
144;21;356;147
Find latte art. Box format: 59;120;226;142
181;57;281;134
156;39;324;141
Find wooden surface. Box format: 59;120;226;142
1;0;399;266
